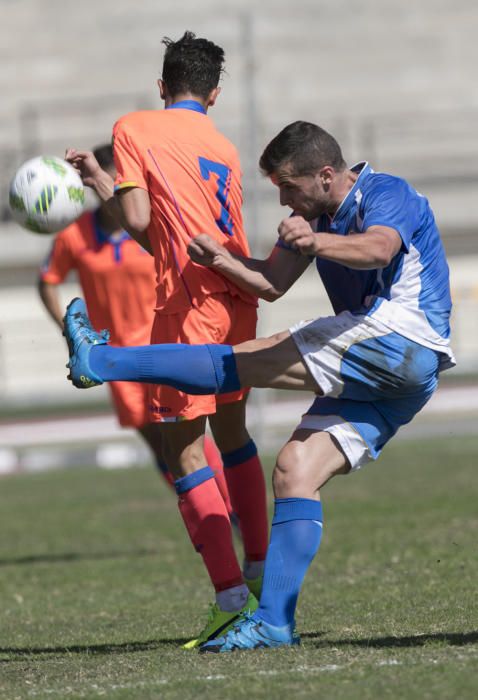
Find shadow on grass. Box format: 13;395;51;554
0;638;187;661
0;549;159;567
304;631;478;648
1;631;477;662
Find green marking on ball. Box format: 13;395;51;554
34;185;58;214
9;192;26;213
67;186;85;204
42;157;67;176
25;216;49;233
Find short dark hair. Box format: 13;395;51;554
93;143;115;171
161;31;225;100
259;121;346;177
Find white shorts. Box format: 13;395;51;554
290;311;390;398
290;311;440;469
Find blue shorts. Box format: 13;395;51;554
290;312;440;468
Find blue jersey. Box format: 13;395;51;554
279;162;455;370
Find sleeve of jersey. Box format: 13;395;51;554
113;120;148;192
275;238;295;252
274;212;315;259
39;232;75;284
361;177;421;252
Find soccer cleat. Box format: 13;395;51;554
63;297;109;389
199;612;300;653
182;592;258;650
244;574;263;600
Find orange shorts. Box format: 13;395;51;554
109;380;150;428
148;293;258;422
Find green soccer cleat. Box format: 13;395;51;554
182;592;258;650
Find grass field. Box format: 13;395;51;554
0;434;477;700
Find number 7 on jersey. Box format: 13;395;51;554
198;157;234;236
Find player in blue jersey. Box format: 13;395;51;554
62;120;455;652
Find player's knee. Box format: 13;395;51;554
162;436;206;477
273;441;310;496
273;437;348;497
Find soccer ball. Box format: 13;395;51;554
9;156;86;234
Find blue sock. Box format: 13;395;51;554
89;343;240;394
256;498;323;627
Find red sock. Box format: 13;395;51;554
204;435;233;516
176;467;243;592
222;440;268;562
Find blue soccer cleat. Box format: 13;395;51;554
199;612;300;653
63;297;109;389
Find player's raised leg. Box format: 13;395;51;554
64;298;317;394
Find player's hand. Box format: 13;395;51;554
278;217;319;256
65;149;104;189
188;234;227;268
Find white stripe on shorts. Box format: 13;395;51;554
290;310;390;397
297;413;372;471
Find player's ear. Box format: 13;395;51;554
206;87;221;108
157;79;168;100
319;166;334;189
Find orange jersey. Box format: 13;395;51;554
113;104;258;314
40;211;156;346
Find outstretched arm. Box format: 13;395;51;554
65;149;153;255
188;234;310;301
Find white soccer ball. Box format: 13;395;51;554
9;156;86;234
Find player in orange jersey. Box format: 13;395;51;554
38;144;231;502
65;32;269;648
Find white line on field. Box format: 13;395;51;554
30;650;478;697
24;660;395;697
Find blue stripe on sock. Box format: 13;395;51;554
205;344;241;393
221;439;257;468
174;466;215;494
272;498;323;524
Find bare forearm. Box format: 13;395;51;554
312;232;374;268
212;253;278;300
90;172;153;255
188;234;309;301
314;231;397;269
37;279;64;330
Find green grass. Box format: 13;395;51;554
0;435;477;699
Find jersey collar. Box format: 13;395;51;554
331;161;372;224
166;99;207;114
93;211;129;246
